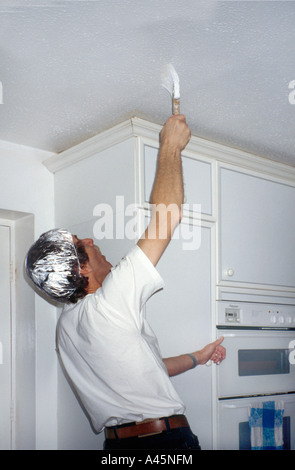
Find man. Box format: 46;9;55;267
26;115;225;450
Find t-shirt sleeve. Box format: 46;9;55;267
95;245;164;326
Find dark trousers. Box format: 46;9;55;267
104;425;201;450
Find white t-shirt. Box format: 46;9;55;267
56;245;185;432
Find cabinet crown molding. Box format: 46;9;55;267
43;117;295;182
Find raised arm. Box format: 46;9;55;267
137;115;191;266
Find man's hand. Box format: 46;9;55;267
163;337;226;376
160;114;191;152
195;337;226;365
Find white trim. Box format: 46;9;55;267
216;285;295;304
0;213;35;449
135;136;145;207
43;119;135;173
217;160;295;189
131;117;161;145
0;209;33;222
43;117;295;182
217;280;295;295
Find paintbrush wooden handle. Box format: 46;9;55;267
173;98;180;115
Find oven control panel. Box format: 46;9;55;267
217;302;295;327
225;307;241;323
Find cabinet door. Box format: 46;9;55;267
146;224;213;449
220;167;295;288
144;145;212;216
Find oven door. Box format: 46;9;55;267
217;329;295;398
217;394;295;450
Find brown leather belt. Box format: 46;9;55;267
105;415;189;440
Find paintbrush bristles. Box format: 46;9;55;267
161;64;180;99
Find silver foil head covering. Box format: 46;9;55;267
25;228;81;303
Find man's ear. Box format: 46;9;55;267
79;263;92;276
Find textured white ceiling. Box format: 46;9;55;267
1;0;295;165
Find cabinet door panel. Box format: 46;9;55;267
144;145;212;215
220;168;295;288
146;225;213;449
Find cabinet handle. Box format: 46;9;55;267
226;268;234;277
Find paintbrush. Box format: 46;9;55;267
161;64;180;115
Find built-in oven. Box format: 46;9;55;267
217;394;295;450
215;301;295;450
217;329;295;398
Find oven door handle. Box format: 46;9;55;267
221;404;252;413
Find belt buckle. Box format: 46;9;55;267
137;431;163;439
137;418;164;438
138;430;163;438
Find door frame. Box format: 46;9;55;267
0;209;35;449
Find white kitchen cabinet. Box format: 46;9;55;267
145;223;213;450
219;166;295;289
143;144;213;218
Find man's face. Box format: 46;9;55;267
72;235;112;283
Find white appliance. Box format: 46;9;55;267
217;394;295;450
216;301;295;450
